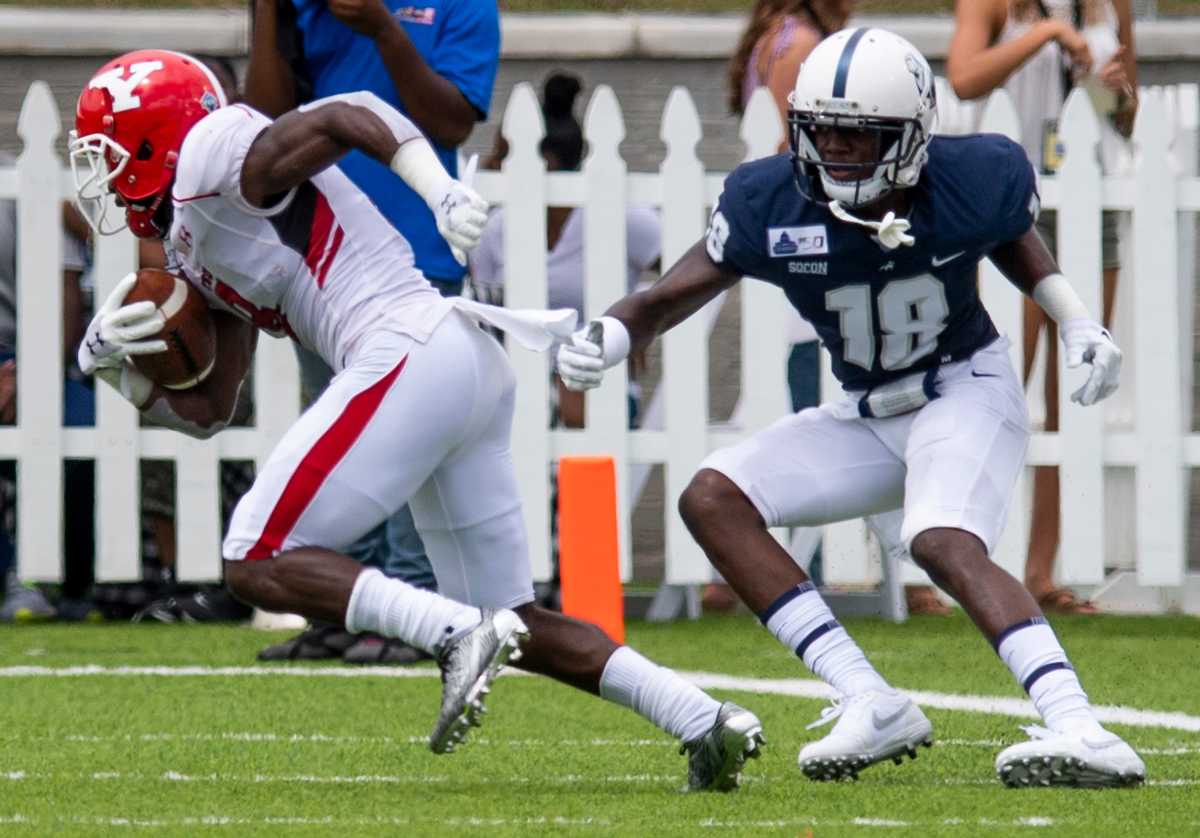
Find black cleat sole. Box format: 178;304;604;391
801;737;933;782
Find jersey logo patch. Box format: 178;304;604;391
394;5;435;24
768;225;828;258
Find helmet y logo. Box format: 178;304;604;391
87;60;164;114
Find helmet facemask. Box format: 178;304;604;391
788;107;929;209
68;130;132;236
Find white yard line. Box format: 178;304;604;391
681;672;1200;733
1;664;1198;732
30;732;1200;754
4;768;1194;788
0;814;1088;830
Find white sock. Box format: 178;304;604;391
599;646;721;742
995;617;1097;733
345;568;481;655
759;583;890;696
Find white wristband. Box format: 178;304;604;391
389;140;453;211
1032;273;1091;325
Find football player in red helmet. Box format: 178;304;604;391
70;49;766;789
70;49;226;238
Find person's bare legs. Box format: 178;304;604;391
1024;301;1063;603
679;469;810;611
1023;264;1116;611
678;468;928;780
909;528;1041;638
226;548;757;786
910;525;1142;786
507;603;615;694
224;549;362;623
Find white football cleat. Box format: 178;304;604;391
995;724;1146;788
798;689;933;781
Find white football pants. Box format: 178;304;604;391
224;311;535;609
702;338;1030;554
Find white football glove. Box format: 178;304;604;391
77;271;167;376
1061;317;1122;406
555;316;631;392
429;155;487;266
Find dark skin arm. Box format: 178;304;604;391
63;269;85;366
155;102;406;430
987;226;1061;297
605;239;742;355
142;310;257;435
244;0;299;118
327;0;478;147
240;100;409;208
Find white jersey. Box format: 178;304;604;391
166;104;453;371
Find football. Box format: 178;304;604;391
122;268;217;390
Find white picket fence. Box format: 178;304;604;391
2;79;1197;603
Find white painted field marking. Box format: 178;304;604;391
7;767;1194;788
2;665;1198;732
680;672;1200;733
936;739;1200;755
0;814;1092;830
50;732;674;748
35;731;1200;755
1;769;699;787
698;818;1065;830
39;815;613;829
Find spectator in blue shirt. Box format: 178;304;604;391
247;0;499;290
245;0;500;663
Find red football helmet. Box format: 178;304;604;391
70;49;226;238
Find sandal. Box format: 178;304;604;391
905;585;953;617
701;583;739;613
1035;587;1100;615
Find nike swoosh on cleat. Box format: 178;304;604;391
872;705;909;730
970;370;998;378
931;251;966;267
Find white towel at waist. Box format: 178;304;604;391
451;297;579;352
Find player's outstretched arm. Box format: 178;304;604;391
990;230;1122;406
240;93;486;263
92;311;257;439
556;239;740;391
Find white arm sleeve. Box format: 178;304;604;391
1031;273;1092;325
297;92;452;209
296;91;424;147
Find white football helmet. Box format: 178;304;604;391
788;28;938;207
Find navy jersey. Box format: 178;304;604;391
706;134;1038;391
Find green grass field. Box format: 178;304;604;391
1;613;1197;836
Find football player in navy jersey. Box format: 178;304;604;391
557;28;1144;788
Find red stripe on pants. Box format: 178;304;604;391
244;355;409;560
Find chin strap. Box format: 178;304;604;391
828;200;915;251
